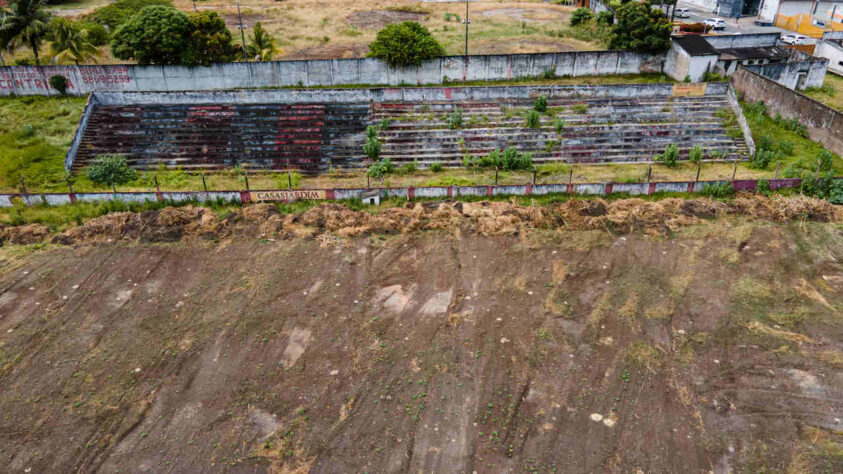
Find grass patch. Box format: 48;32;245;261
0;96;88;192
625;340;662;373
802;72;843;112
741;101;843;175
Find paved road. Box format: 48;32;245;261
671;0;815;42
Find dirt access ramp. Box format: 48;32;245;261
1;198;842;472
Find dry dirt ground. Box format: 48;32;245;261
10;1;592;64
1;198;842;473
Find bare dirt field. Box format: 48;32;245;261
1;197;842;473
9;0;588;64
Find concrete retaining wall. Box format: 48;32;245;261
0;51;664;97
731;66;843;156
2;178;835;208
90;81;723;107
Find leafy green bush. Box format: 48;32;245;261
700;182;735;199
368;158;394;178
183;11;238;66
688;145;703;164
363;125;382;160
554;118;566;133
525;110;541;129
609;1;671;53
474;147;533;171
461;153;476;168
448;107;463;129
501;147;533;170
111;6;192;65
596;11;614;26
571;103;588;114
430;162;443;172
757;135;774;152
831;180;843;205
772;114;808;138
777;140;794;156
74;20;110;46
570;7;594;26
743;101;767;121
401;158;418;174
818;149;833;172
794;172;841;202
751;148;780;170
367;21;444;67
86;154;138;185
379;117;392;130
654;144;679;167
534;95;548;113
755;135;773;150
479;149;499;168
88;0;173;30
364;137;381;161
49;76;68;95
366;125;378;140
702;71;724;82
756;179;771;197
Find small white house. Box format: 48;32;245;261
360;190;380;206
816;31;843;74
665;36;720;82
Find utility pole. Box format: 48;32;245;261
191;0;197;12
463;0;471;57
237;0;248;61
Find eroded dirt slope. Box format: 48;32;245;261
1;218;842;472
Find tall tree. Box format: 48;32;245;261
184;11;236;66
0;0;51;65
367;21;444;68
48;18;100;65
245;22;276;62
0;6;10;67
110;6;191;65
608;1;671;53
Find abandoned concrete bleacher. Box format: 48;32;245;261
68;85;750;175
73;103;370;175
373;95;747;167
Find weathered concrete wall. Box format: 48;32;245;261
704;33;782;49
1;178;837;208
0;51;664;97
732;66;843;156
89;82;730;107
746;53;829;89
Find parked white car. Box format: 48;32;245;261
781;34;808;45
704;18;727;30
675;8;691;18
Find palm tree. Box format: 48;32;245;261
0;0;51;66
245;23;278;62
0;5;11;67
48;18;99;65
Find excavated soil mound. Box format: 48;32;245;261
1;195;840;247
0;223;50;245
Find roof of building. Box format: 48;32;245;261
674;35;719;56
717;46;791;61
